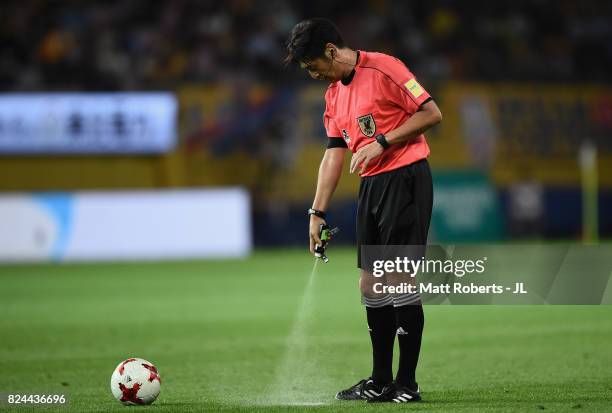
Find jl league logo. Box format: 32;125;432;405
342;129;351;144
357;114;376;137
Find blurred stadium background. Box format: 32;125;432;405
1;1;612;411
0;0;611;253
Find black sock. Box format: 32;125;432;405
365;305;396;386
394;304;424;390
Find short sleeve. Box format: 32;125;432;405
323;93;342;138
381;60;432;114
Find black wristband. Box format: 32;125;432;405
307;208;326;219
375;133;390;150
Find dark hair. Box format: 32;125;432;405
285;18;345;65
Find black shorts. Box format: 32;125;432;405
357;159;433;269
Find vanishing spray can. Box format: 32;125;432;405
314;224;340;263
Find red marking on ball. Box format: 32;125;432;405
119;382;144;404
118;358;137;375
142;363;162;383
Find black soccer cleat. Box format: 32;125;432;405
367;382;421;403
335;378;385;400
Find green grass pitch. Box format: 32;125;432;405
1;248;611;412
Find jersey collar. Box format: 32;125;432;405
340;50;361;86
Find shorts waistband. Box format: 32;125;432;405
361;158;428;180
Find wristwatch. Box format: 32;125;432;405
307;208;327;219
375;133;390;150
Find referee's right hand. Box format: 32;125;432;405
309;215;326;254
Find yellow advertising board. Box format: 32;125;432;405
437;83;612;186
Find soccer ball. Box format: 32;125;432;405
110;358;161;405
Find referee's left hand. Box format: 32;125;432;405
350;141;384;174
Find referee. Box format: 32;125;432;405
286;18;442;403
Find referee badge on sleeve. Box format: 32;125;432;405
357;114;376;137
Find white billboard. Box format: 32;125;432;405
0;189;251;261
0;93;177;153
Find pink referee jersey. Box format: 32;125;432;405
323;50;432;177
